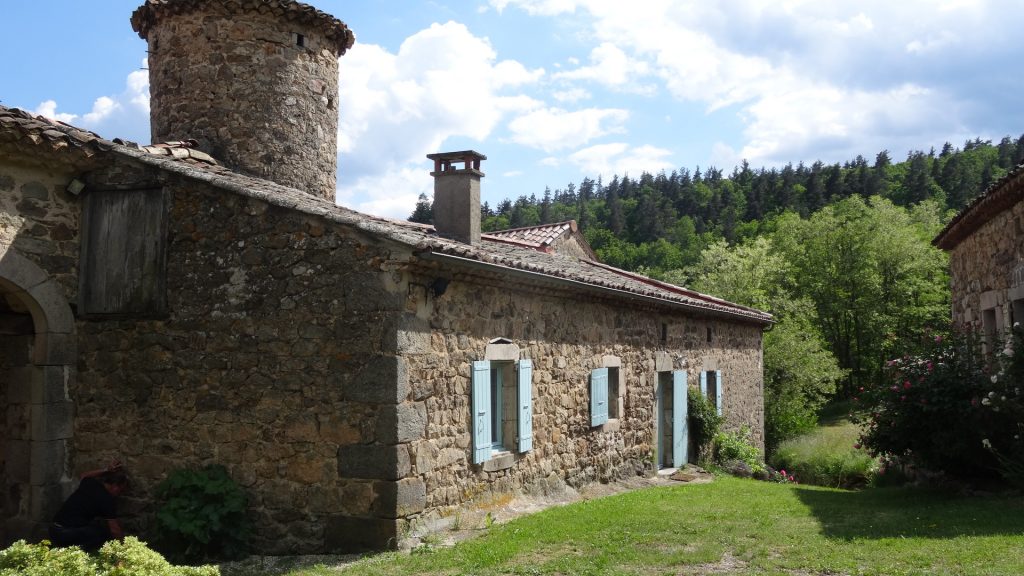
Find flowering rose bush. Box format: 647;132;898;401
854;325;1024;485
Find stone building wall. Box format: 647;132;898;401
0;161;82;301
399;273;764;531
70;177;407;553
138;5;345;199
948;197;1024;333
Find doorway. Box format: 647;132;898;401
656;370;688;470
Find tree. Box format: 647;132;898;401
408;193;432;224
772;197;950;396
668;237;845;452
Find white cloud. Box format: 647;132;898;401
82;96;119;124
507;107;628;152
32;100;77;123
495;0;1013;166
338;166;430;219
336;21;545;217
568;142;672;177
503;170;524;177
552;88;590;103
553;42;654;94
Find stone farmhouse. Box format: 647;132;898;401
934;163;1024;350
0;0;771;553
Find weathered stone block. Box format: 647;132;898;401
375;402;427;444
384;313;431;355
338;444;410;480
31;401;74;441
29;439;67;486
346;356;408;404
324;515;400;552
373;478;427;518
482;452;514;472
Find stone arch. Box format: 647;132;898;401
0;247;76;543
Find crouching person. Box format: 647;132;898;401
49;462;128;552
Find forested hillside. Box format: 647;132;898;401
409;135;1022;451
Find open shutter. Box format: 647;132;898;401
699;371;708;398
517;359;533;452
590;368;609;426
715;370;723;415
673;370;688;468
472;361;491;464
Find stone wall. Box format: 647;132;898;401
398;271;764;533
71;177;407;553
0;162;82;301
141;6;342;199
948;196;1024;332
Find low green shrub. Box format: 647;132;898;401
154;465;250;564
688;388;723;466
0;537;218;576
714;426;766;476
770;421;876;488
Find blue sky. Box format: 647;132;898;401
4;0;1023;218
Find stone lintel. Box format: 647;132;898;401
654;351;673;372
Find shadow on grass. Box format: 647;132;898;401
794;485;1024;540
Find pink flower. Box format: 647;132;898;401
859;386;865;392
901;395;907;402
788;475;795;482
780;469;787;477
926;362;933;372
935;335;943;343
903;380;912;389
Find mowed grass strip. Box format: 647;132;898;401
286;477;1024;576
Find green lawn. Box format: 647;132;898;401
278;476;1024;576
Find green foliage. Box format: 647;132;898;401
855;326;1024;485
154;465;250;564
687;390;722;465
773;196;949;396
0;538;218;576
713;426;766;475
676;236;845;452
770;420;876;488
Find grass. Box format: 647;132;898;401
268;476;1024;576
769;417;877;488
769;401;876;488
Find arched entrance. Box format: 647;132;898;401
0;248;76;544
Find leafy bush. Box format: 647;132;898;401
0;537;218;576
714;426;766;476
770;421;876;488
687;389;723;465
154;465;250;564
855;325;1024;485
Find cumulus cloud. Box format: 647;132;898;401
336;21;544;215
553;42;655;94
30;58;150;142
568;142;673;177
495;0;1021;166
506;107;629;152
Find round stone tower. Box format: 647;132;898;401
131;0;355;201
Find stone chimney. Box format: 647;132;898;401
131;0;355;201
428;151;486;245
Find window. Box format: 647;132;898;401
590;357;622;427
472;358;532;464
700;370;722;415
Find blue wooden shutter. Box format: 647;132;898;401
673;370;688;468
472;361;491;464
590;368;609;426
715;370;723;415
699;371;708;398
517;359;533;453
